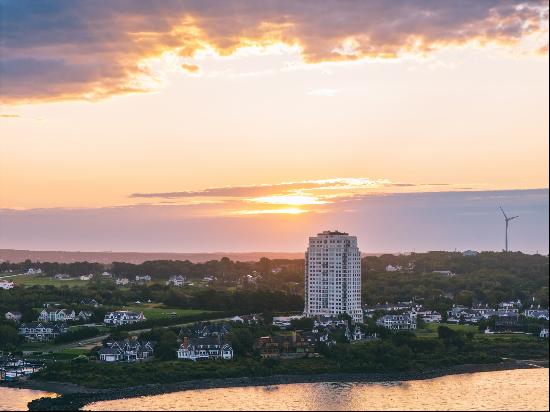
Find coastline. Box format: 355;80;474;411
19;360;547;411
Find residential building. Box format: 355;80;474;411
412;308;442;323
462;250;479;256
166;275;186;286
177;336;233;361
38;308;76;322
98;339;155;362
254;331;317;359
79;274;93;281
0;280;15;290
135;275;152;283
376;314;417;330
495;313;524;332
272;315;305;329
115;277;129;286
524;306;549;320
18;322;68;341
80;298;99;307
540;329;549;339
304;231;363;323
54;274;71;280
385;264;402;272
432;270;456;277
103;311;146;326
77;310;94;322
26;268;43;275
5;311;22;322
101;271;113;277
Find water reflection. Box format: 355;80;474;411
86;368;549;411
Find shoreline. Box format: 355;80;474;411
17;361;546;411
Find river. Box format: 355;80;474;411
1;368;547;411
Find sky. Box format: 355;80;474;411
0;0;549;253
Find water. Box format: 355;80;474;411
1;369;547;411
86;369;549;411
0;387;57;411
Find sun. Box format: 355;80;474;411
250;195;327;206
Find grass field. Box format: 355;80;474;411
120;304;215;320
10;275;88;288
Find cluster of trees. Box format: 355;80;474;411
0;320;23;351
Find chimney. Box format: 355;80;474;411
183;336;189;347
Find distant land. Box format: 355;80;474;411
0;249;386;264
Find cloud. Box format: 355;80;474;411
181;63;200;73
0;114;20;118
1;0;547;103
307;88;339;97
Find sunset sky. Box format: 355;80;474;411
1;1;548;253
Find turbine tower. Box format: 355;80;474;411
499;207;519;252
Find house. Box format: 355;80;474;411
272;315;305;329
238;314;263;325
135;275;151;283
18;322;68;341
103;311;146;326
5;311;22;322
0;280;15;290
432;270;456;277
524;306;549;320
494;313;524;332
166;275;186;286
177;336;233;361
101;271;113;277
446;308;482;324
540;329;549;339
115;277;129;286
471;304;497;319
254;331;317;359
412;308;442;323
26;268;43;275
98;339;155;362
193;322;232;337
38;308;76;322
462;250;478;256
79;274;93;281
77;310;94;322
313;315;347;328
499;300;522;312
385;264;402;272
363;302;412;317
80;298;99;307
54;274;71;280
376;314;417;330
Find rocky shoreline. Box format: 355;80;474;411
20;361;545;411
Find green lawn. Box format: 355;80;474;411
416;322;480;337
120;304;215;320
13;275;88;288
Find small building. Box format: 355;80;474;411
385;264;402;272
101;271;113;277
376;314;416;330
462;250;478;256
254;331;317;359
19;322;68;341
38;308;76;322
103;311;146;326
77;310;94;322
80;298;100;307
5;311;22;322
432;270;456;277
540;329;549;339
135;275;152;283
166;275;186;286
177;336;233;361
115;277;129;286
524;306;549;320
272;315;305;329
0;280;15;290
79;274;93;281
54;274;71;280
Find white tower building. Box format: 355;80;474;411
304;231;363;323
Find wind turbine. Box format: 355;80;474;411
499;207;519;252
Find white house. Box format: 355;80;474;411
101;271;113;277
385;264;402;272
166;275;186;286
135;275;152;283
540;329;549;339
272;315;305;329
103;311;146;326
432;270;456;277
80;274;94;281
116;277;129;286
177;336;233;361
376;314;417;330
0;280;15;289
5;311;22;322
77;310;94;322
38;308;76;322
524;306;549;320
26;268;43;275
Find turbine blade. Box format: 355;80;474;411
499;206;508;219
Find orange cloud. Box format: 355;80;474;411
1;1;548;104
181;63;200;73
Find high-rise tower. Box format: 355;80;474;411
304;231;363;322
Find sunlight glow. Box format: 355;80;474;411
250;195;328;206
